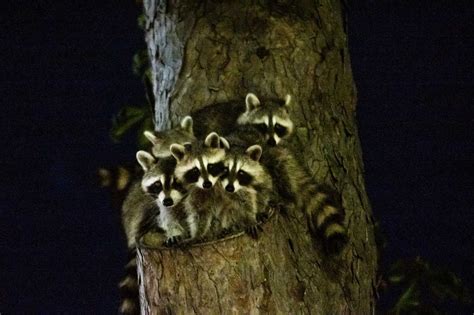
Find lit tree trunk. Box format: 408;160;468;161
138;0;377;313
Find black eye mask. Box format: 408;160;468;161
172;181;187;194
184;167;200;183
207;162;225;177
147;181;162;195
237;170;253;186
255;123;268;134
274;123;287;137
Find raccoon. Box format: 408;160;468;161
136;151;188;244
144;115;195;158
224;124;347;253
237;93;294;146
219;143;274;238
191;93;294;146
119;151;187;314
119;179;157;315
269;146;348;254
170;132;230;241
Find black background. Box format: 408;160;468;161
1;1;472;313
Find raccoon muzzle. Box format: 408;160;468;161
225;184;235;192
202;180;212;189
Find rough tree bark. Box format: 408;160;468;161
138;0;377;313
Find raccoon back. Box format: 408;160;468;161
192;101;245;138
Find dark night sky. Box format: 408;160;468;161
1;1;472;313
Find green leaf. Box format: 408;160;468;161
385;257;471;314
132;49;150;77
110;106;148;142
391;283;419;314
137;13;146;30
429;270;471;303
137;116;155;149
388;274;404;284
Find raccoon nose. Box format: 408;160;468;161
267;137;276;146
202;180;212;189
162;198;174;207
225;184;235;192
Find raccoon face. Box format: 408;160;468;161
136;151;185;208
237;93;294;146
171;132;227;190
220;145;263;193
144;116;195;158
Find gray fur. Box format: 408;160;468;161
237;93;294;146
121;181;160;248
223;124;347;252
119;153;188;314
144;116;196;158
265;145;348;253
191;93;294;146
171;133;231;241
135;154;188;243
219;142;274;236
183;183;229;239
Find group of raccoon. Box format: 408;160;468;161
119;93;348;314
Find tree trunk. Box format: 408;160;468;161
139;0;377;313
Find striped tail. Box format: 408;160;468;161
265;147;348;253
303;183;348;254
119;248;139;314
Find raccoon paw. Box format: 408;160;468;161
268;200;279;209
276;202;293;216
246;225;263;239
164;235;183;247
256;212;269;223
218;228;232;238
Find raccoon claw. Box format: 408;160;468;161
246;225;263;239
219;228;232;238
268;200;278;209
275;203;289;216
256;212;269;223
164;235;182;247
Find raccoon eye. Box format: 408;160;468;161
184;167;200;183
219;167;229;178
171;181;187;194
148;181;162;194
208;162;225;176
274;123;287;137
237;170;252;186
255;123;268;134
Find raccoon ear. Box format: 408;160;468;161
245;93;261;111
183;142;193;152
284;94;292;108
219;137;230;150
204;132;221;149
246;145;262;162
170;144;186;162
136;150;156;171
143;131;162;145
180;116;193;135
